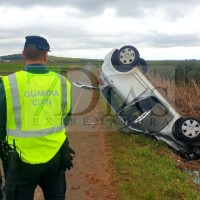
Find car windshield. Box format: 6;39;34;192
118;96;174;132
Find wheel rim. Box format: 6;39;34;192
181;119;200;138
119;48;136;65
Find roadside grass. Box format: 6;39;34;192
99;96;200;200
108;130;200;200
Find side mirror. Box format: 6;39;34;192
73;82;99;90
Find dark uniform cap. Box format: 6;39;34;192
24;36;50;52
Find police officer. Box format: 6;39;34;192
0;36;74;199
0;75;6;200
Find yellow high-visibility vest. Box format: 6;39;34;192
2;70;71;164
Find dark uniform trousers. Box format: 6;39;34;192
0;174;3;200
5;148;66;200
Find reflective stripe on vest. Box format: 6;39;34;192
6;72;67;138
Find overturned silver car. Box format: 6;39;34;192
74;45;200;159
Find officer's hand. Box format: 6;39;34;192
69;146;75;155
66;146;75;170
60;140;75;171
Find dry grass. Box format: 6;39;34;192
148;73;200;189
175;80;200;118
148;73;200;118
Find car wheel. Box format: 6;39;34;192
111;49;119;66
112;45;140;72
173;117;200;144
137;58;147;73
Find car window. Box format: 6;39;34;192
119;104;143;124
102;86;125;112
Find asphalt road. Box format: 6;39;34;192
65;65;117;200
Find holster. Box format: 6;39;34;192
0;141;22;174
7;148;22;171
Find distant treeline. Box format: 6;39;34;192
147;60;200;84
0;54;23;61
0;54;103;66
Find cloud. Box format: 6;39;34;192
2;0;200;18
1;1;200;59
142;32;200;47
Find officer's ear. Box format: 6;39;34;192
22;50;26;61
44;52;48;63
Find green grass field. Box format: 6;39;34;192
0;54;102;75
0;60;85;75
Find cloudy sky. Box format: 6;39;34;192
1;0;200;60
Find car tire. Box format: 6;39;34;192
112;45;140;72
173;117;200;144
137;58;147;73
111;49;119;66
